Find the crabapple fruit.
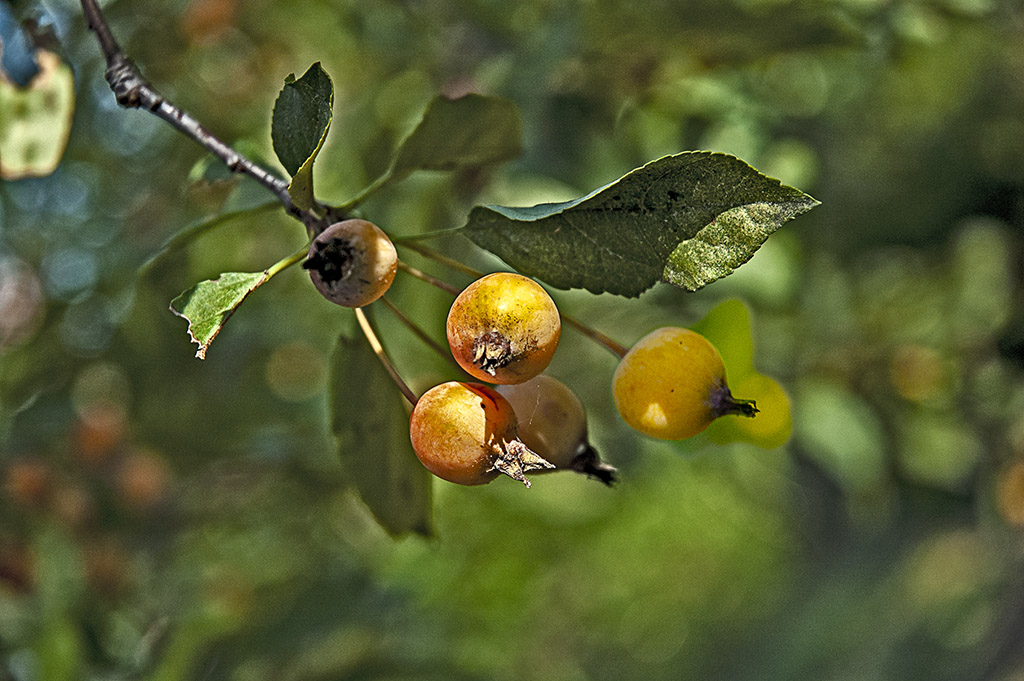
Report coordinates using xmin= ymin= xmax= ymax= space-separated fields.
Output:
xmin=446 ymin=273 xmax=560 ymax=384
xmin=303 ymin=219 xmax=397 ymax=307
xmin=612 ymin=327 xmax=758 ymax=440
xmin=498 ymin=375 xmax=617 ymax=485
xmin=409 ymin=381 xmax=553 ymax=487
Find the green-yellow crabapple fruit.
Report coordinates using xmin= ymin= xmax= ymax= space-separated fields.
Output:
xmin=446 ymin=273 xmax=560 ymax=385
xmin=302 ymin=219 xmax=397 ymax=307
xmin=409 ymin=381 xmax=554 ymax=487
xmin=612 ymin=327 xmax=758 ymax=440
xmin=498 ymin=375 xmax=617 ymax=486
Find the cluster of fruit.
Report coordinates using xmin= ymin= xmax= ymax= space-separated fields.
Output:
xmin=304 ymin=219 xmax=758 ymax=488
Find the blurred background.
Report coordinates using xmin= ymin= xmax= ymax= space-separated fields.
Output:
xmin=2 ymin=0 xmax=1024 ymax=679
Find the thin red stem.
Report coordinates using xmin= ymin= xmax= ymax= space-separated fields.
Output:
xmin=560 ymin=314 xmax=628 ymax=358
xmin=399 ymin=241 xmax=481 ymax=278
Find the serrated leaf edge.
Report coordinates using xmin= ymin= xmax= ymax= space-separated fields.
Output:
xmin=169 ymin=271 xmax=270 ymax=360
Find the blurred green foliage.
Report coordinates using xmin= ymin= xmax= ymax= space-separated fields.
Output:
xmin=2 ymin=0 xmax=1024 ymax=680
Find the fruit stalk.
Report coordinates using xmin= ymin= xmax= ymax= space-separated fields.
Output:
xmin=354 ymin=307 xmax=417 ymax=406
xmin=379 ymin=296 xmax=462 ymax=370
xmin=396 ymin=260 xmax=461 ymax=296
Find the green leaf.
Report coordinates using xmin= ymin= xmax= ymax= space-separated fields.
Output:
xmin=0 ymin=50 xmax=75 ymax=180
xmin=330 ymin=326 xmax=432 ymax=537
xmin=462 ymin=152 xmax=819 ymax=297
xmin=169 ymin=249 xmax=307 ymax=359
xmin=691 ymin=298 xmax=756 ymax=382
xmin=391 ymin=93 xmax=522 ymax=178
xmin=170 ymin=272 xmax=269 ymax=360
xmin=271 ymin=63 xmax=334 ymax=211
xmin=345 ymin=93 xmax=522 ymax=208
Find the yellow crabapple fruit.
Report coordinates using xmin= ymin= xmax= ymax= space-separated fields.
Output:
xmin=612 ymin=327 xmax=758 ymax=440
xmin=446 ymin=273 xmax=560 ymax=385
xmin=409 ymin=381 xmax=554 ymax=487
xmin=302 ymin=219 xmax=397 ymax=307
xmin=498 ymin=375 xmax=617 ymax=485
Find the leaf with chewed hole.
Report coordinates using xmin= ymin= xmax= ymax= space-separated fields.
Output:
xmin=170 ymin=272 xmax=268 ymax=360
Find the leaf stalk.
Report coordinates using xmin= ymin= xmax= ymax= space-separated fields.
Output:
xmin=266 ymin=245 xmax=311 ymax=279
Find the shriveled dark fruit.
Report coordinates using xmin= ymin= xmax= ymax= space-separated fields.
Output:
xmin=303 ymin=219 xmax=397 ymax=307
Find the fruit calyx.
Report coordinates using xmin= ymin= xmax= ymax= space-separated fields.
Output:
xmin=708 ymin=380 xmax=759 ymax=419
xmin=489 ymin=438 xmax=554 ymax=488
xmin=302 ymin=235 xmax=355 ymax=287
xmin=472 ymin=330 xmax=515 ymax=375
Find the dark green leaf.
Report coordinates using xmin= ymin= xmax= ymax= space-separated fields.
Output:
xmin=391 ymin=93 xmax=522 ymax=178
xmin=169 ymin=272 xmax=268 ymax=359
xmin=462 ymin=152 xmax=819 ymax=297
xmin=271 ymin=62 xmax=334 ymax=210
xmin=330 ymin=326 xmax=432 ymax=537
xmin=271 ymin=63 xmax=333 ymax=174
xmin=344 ymin=94 xmax=522 ymax=208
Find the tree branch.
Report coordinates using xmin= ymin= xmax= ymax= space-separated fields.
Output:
xmin=79 ymin=0 xmax=326 ymax=234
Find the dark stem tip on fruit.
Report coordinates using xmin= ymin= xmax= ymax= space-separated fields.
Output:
xmin=709 ymin=383 xmax=759 ymax=419
xmin=729 ymin=398 xmax=759 ymax=418
xmin=571 ymin=443 xmax=618 ymax=487
xmin=472 ymin=331 xmax=513 ymax=374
